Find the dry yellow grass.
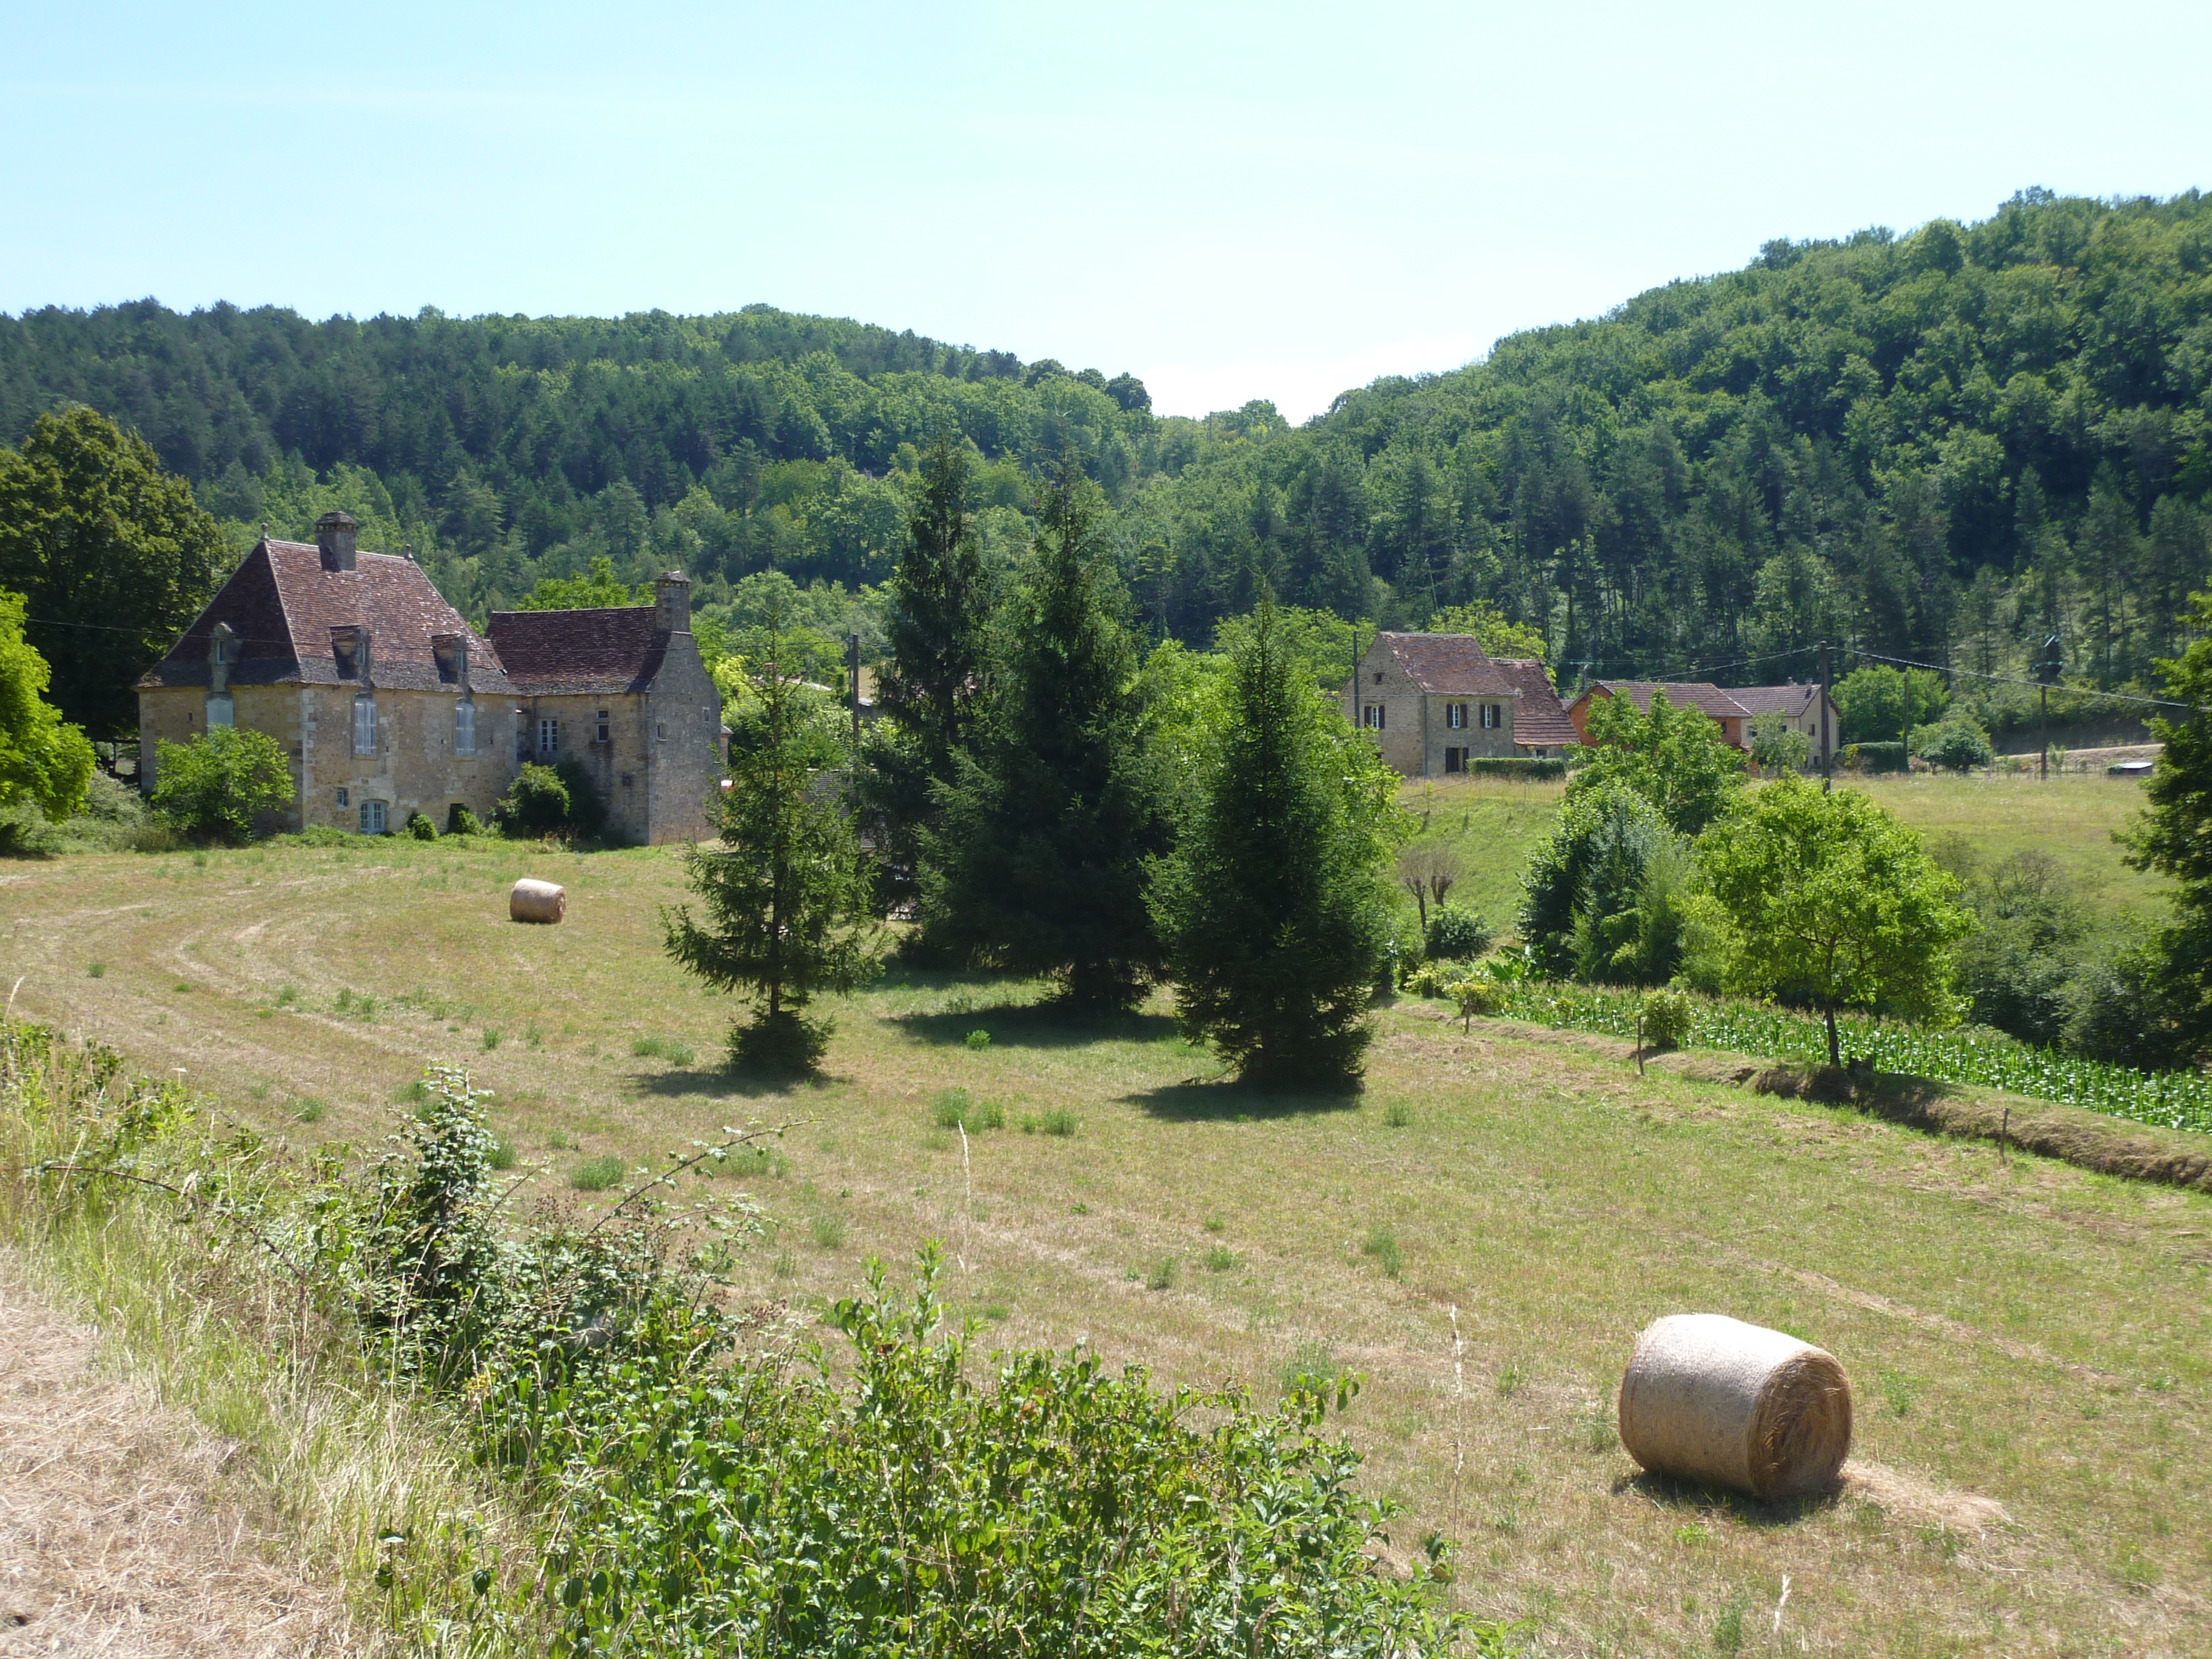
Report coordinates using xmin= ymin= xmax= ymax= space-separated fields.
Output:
xmin=4 ymin=836 xmax=2210 ymax=1657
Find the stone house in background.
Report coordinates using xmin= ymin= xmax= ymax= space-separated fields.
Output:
xmin=1566 ymin=680 xmax=1837 ymax=765
xmin=1340 ymin=632 xmax=1580 ymax=777
xmin=136 ymin=512 xmax=722 ymax=843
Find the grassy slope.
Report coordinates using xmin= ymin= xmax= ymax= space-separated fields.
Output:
xmin=4 ymin=837 xmax=2207 ymax=1656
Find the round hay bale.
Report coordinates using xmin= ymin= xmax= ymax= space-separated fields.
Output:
xmin=509 ymin=878 xmax=568 ymax=924
xmin=1617 ymin=1313 xmax=1851 ymax=1499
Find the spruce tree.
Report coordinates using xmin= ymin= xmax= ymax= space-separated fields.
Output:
xmin=923 ymin=450 xmax=1165 ymax=1008
xmin=860 ymin=433 xmax=994 ymax=916
xmin=663 ymin=614 xmax=881 ymax=1073
xmin=1148 ymin=595 xmax=1404 ymax=1084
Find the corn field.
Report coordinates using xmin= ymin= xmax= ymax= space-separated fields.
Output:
xmin=1490 ymin=983 xmax=2212 ymax=1136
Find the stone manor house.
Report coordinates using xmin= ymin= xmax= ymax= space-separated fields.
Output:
xmin=136 ymin=512 xmax=721 ymax=842
xmin=1340 ymin=632 xmax=1581 ymax=776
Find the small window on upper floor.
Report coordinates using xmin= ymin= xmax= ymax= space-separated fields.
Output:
xmin=352 ymin=694 xmax=377 ymax=756
xmin=656 ymin=721 xmax=667 ymax=740
xmin=1445 ymin=702 xmax=1466 ymax=730
xmin=1362 ymin=704 xmax=1385 ymax=731
xmin=1372 ymin=671 xmax=1383 ymax=685
xmin=1481 ymin=703 xmax=1502 ymax=730
xmin=206 ymin=694 xmax=234 ymax=729
xmin=538 ymin=717 xmax=559 ymax=759
xmin=454 ymin=699 xmax=475 ymax=755
xmin=595 ymin=709 xmax=610 ymax=744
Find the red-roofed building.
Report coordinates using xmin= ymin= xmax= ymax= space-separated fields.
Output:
xmin=1339 ymin=632 xmax=1580 ymax=776
xmin=136 ymin=512 xmax=720 ymax=842
xmin=1565 ymin=680 xmax=1837 ymax=764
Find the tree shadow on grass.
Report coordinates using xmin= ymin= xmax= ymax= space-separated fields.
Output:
xmin=631 ymin=1064 xmax=816 ymax=1101
xmin=894 ymin=1000 xmax=1180 ymax=1050
xmin=1612 ymin=1469 xmax=1845 ymax=1530
xmin=1130 ymin=1076 xmax=1366 ymax=1122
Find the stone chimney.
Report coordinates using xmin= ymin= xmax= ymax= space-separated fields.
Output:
xmin=653 ymin=571 xmax=691 ymax=633
xmin=316 ymin=510 xmax=358 ymax=572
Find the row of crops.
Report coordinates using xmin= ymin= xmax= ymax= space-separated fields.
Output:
xmin=1484 ymin=981 xmax=2212 ymax=1136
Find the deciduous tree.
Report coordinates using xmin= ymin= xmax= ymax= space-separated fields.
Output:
xmin=149 ymin=726 xmax=293 ymax=843
xmin=1697 ymin=776 xmax=1971 ymax=1067
xmin=1575 ymin=688 xmax=1745 ymax=836
xmin=0 ymin=409 xmax=221 ymax=737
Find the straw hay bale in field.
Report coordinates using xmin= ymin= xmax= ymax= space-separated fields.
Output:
xmin=1617 ymin=1313 xmax=1852 ymax=1499
xmin=509 ymin=879 xmax=568 ymax=923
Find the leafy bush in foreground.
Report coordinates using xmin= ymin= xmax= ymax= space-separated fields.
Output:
xmin=12 ymin=1040 xmax=1481 ymax=1657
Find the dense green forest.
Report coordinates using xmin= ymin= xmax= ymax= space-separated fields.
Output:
xmin=3 ymin=187 xmax=2207 ymax=714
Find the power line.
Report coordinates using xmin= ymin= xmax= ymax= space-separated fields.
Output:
xmin=1843 ymin=647 xmax=2201 ymax=712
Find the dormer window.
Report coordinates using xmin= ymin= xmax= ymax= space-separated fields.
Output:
xmin=331 ymin=625 xmax=370 ymax=682
xmin=432 ymin=632 xmax=469 ymax=686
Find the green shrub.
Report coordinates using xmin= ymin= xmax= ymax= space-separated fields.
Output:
xmin=1465 ymin=756 xmax=1566 ymax=779
xmin=964 ymin=1028 xmax=992 ymax=1050
xmin=404 ymin=809 xmax=437 ymax=840
xmin=1640 ymin=985 xmax=1694 ymax=1050
xmin=1038 ymin=1108 xmax=1081 ymax=1137
xmin=1846 ymin=741 xmax=1909 ymax=773
xmin=445 ymin=803 xmax=483 ymax=836
xmin=1424 ymin=905 xmax=1493 ymax=962
xmin=497 ymin=763 xmax=571 ymax=837
xmin=1446 ymin=975 xmax=1506 ymax=1028
xmin=552 ymin=756 xmax=609 ymax=840
xmin=1913 ymin=719 xmax=1993 ymax=773
xmin=149 ymin=727 xmax=295 ymax=843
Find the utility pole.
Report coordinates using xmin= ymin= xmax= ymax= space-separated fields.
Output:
xmin=846 ymin=632 xmax=862 ymax=748
xmin=2035 ymin=632 xmax=2063 ymax=780
xmin=1351 ymin=625 xmax=1363 ymax=730
xmin=1818 ymin=641 xmax=1833 ymax=794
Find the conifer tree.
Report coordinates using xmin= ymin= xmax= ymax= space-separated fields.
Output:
xmin=923 ymin=450 xmax=1165 ymax=1008
xmin=664 ymin=612 xmax=881 ymax=1073
xmin=860 ymin=433 xmax=994 ymax=915
xmin=2124 ymin=589 xmax=2212 ymax=1063
xmin=1149 ymin=594 xmax=1404 ymax=1084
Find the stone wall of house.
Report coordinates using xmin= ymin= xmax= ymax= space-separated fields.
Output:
xmin=1339 ymin=643 xmax=1521 ymax=778
xmin=517 ymin=693 xmax=655 ymax=843
xmin=139 ymin=685 xmax=518 ymax=835
xmin=643 ymin=633 xmax=722 ymax=844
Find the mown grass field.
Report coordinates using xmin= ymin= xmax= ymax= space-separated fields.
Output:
xmin=2 ymin=830 xmax=2207 ymax=1657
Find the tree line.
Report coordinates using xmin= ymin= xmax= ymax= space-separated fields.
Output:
xmin=8 ymin=189 xmax=2205 ymax=729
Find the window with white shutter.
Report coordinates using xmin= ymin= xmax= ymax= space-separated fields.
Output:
xmin=352 ymin=695 xmax=377 ymax=755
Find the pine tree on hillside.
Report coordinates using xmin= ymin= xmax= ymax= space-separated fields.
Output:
xmin=1149 ymin=594 xmax=1404 ymax=1085
xmin=923 ymin=450 xmax=1166 ymax=1008
xmin=2123 ymin=589 xmax=2212 ymax=1065
xmin=663 ymin=611 xmax=882 ymax=1073
xmin=859 ymin=433 xmax=994 ymax=917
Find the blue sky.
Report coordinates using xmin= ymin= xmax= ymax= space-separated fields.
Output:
xmin=3 ymin=1 xmax=2206 ymax=420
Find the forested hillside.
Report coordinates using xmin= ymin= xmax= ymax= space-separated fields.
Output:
xmin=4 ymin=188 xmax=2208 ymax=705
xmin=1139 ymin=189 xmax=2212 ymax=700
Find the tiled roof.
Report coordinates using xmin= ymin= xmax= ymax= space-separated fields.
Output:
xmin=1376 ymin=633 xmax=1517 ymax=697
xmin=1588 ymin=681 xmax=1751 ymax=721
xmin=137 ymin=538 xmax=511 ymax=694
xmin=487 ymin=606 xmax=671 ymax=695
xmin=1726 ymin=683 xmax=1825 ymax=717
xmin=1494 ymin=660 xmax=1581 ymax=746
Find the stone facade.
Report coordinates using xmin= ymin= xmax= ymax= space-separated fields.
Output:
xmin=136 ymin=513 xmax=723 ymax=843
xmin=1338 ymin=633 xmax=1578 ymax=778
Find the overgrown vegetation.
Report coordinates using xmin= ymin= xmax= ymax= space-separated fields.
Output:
xmin=4 ymin=1025 xmax=1484 ymax=1657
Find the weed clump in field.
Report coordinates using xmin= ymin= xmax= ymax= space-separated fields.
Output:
xmin=85 ymin=961 xmax=104 ymax=979
xmin=1361 ymin=1225 xmax=1403 ymax=1278
xmin=568 ymin=1154 xmax=626 ymax=1191
xmin=1019 ymin=1108 xmax=1081 ymax=1137
xmin=630 ymin=1035 xmax=696 ymax=1065
xmin=931 ymin=1088 xmax=1003 ymax=1131
xmin=964 ymin=1027 xmax=993 ymax=1050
